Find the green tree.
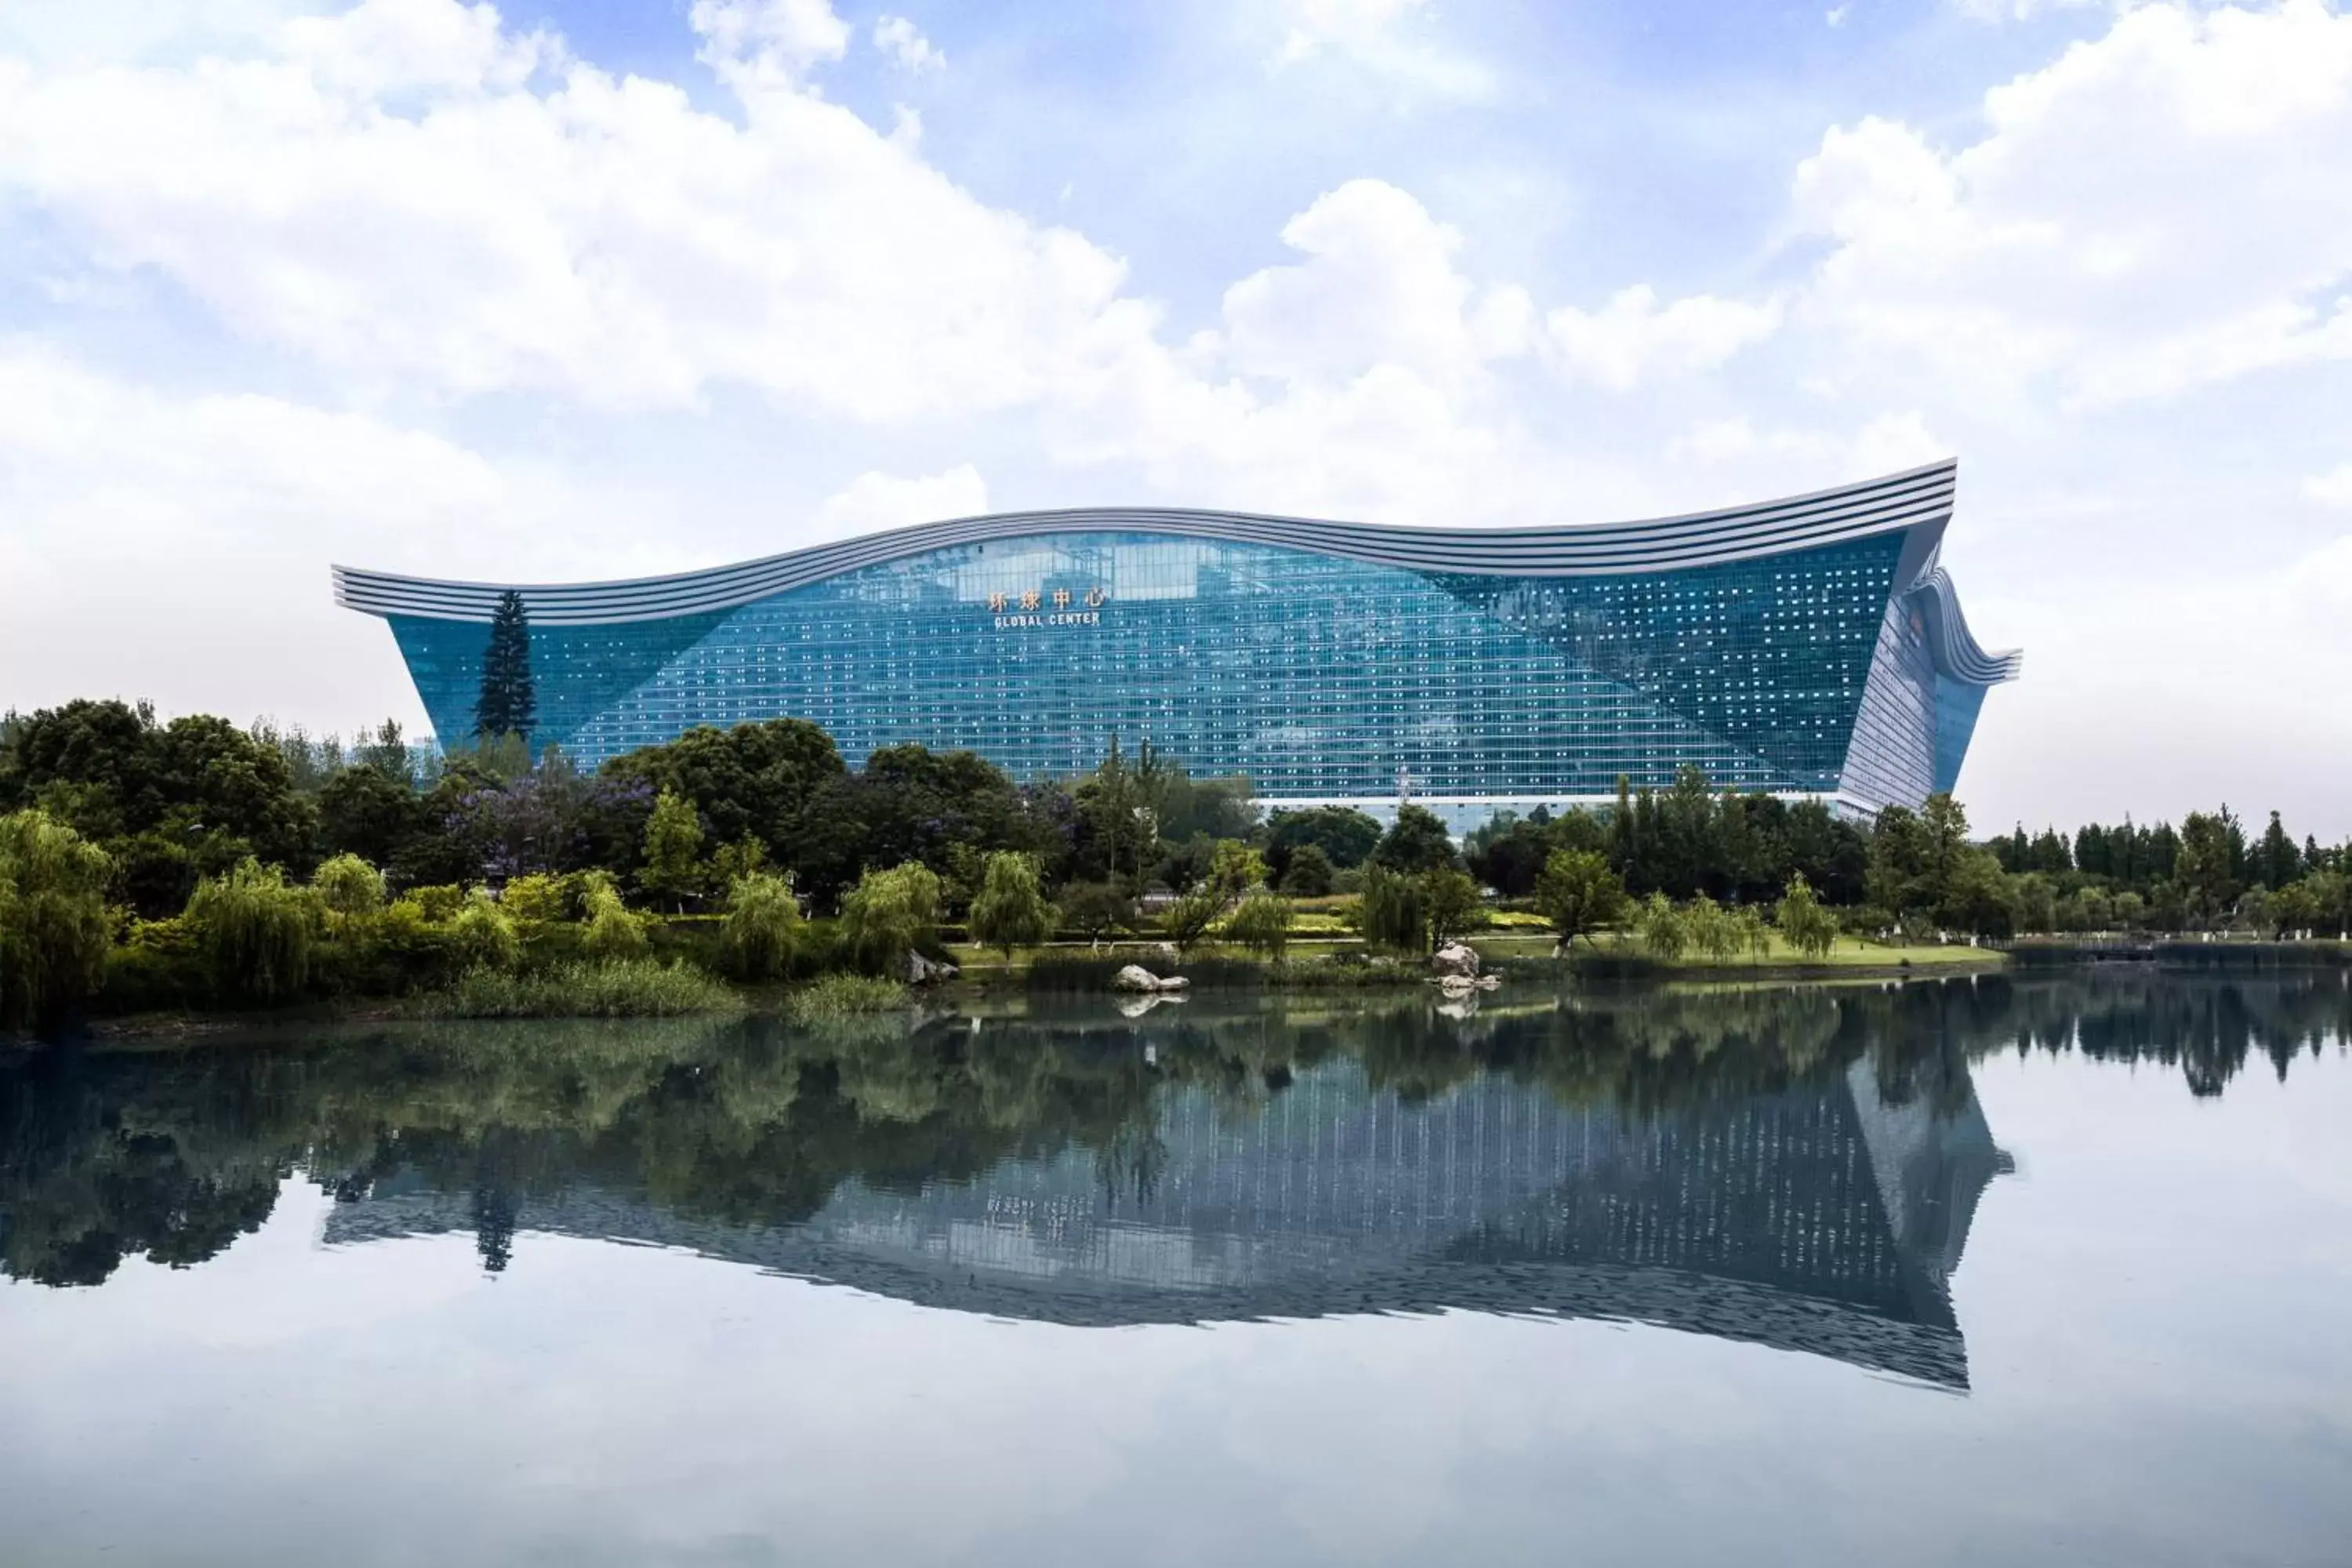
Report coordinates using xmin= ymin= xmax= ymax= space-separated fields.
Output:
xmin=1683 ymin=894 xmax=1740 ymax=962
xmin=1533 ymin=848 xmax=1628 ymax=955
xmin=1 ymin=700 xmax=317 ymax=912
xmin=1421 ymin=866 xmax=1483 ymax=949
xmin=839 ymin=862 xmax=942 ymax=975
xmin=1372 ymin=804 xmax=1459 ymax=873
xmin=474 ymin=589 xmax=538 ymax=743
xmin=1264 ymin=806 xmax=1382 ymax=877
xmin=1867 ymin=804 xmax=1933 ymax=922
xmin=1354 ymin=863 xmax=1426 ymax=954
xmin=1208 ymin=839 xmax=1269 ymax=900
xmin=2254 ymin=811 xmax=2299 ymax=890
xmin=1073 ymin=739 xmax=1155 ymax=887
xmin=1158 ymin=886 xmax=1227 ymax=957
xmin=710 ymin=835 xmax=768 ymax=887
xmin=450 ymin=891 xmax=521 ymax=971
xmin=2176 ymin=809 xmax=2243 ymax=924
xmin=639 ymin=789 xmax=706 ymax=913
xmin=2266 ymin=879 xmax=2321 ymax=938
xmin=602 ymin=718 xmax=848 ymax=874
xmin=1775 ymin=874 xmax=1839 ymax=959
xmin=311 ymin=852 xmax=386 ymax=919
xmin=1636 ymin=892 xmax=1688 ymax=960
xmin=316 ymin=764 xmax=427 ymax=869
xmin=1223 ymin=890 xmax=1294 ymax=959
xmin=968 ymin=851 xmax=1054 ymax=959
xmin=1278 ymin=844 xmax=1334 ymax=897
xmin=1057 ymin=881 xmax=1132 ymax=950
xmin=499 ymin=872 xmax=568 ymax=926
xmin=0 ymin=809 xmax=113 ymax=1031
xmin=184 ymin=858 xmax=320 ymax=1004
xmin=724 ymin=869 xmax=804 ymax=980
xmin=582 ymin=878 xmax=651 ymax=960
xmin=1921 ymin=792 xmax=1969 ymax=874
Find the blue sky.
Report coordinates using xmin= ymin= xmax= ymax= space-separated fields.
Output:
xmin=2 ymin=0 xmax=2348 ymax=835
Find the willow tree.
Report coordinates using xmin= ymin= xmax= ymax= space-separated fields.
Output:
xmin=968 ymin=851 xmax=1053 ymax=960
xmin=0 ymin=809 xmax=113 ymax=1030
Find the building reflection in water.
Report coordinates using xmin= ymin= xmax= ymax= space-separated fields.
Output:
xmin=326 ymin=1023 xmax=2009 ymax=1388
xmin=16 ymin=971 xmax=2343 ymax=1388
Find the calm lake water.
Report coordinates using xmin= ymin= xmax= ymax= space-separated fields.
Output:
xmin=3 ymin=971 xmax=2349 ymax=1567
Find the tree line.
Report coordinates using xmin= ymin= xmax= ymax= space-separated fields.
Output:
xmin=5 ymin=693 xmax=2350 ymax=1028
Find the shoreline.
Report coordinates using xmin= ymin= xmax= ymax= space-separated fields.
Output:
xmin=43 ymin=939 xmax=2352 ymax=1041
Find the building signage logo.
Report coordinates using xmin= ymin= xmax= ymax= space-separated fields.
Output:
xmin=989 ymin=585 xmax=1109 ymax=630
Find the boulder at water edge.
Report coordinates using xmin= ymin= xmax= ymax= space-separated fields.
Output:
xmin=1432 ymin=942 xmax=1481 ymax=978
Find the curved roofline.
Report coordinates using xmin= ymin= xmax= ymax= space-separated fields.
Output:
xmin=1911 ymin=566 xmax=2024 ymax=684
xmin=335 ymin=460 xmax=1961 ymax=626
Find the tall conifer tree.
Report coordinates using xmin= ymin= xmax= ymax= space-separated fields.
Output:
xmin=474 ymin=590 xmax=537 ymax=742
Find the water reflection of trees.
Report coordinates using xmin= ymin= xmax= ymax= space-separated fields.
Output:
xmin=2 ymin=970 xmax=2343 ymax=1287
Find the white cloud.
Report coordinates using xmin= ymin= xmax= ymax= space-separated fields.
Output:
xmin=1792 ymin=1 xmax=2352 ymax=410
xmin=1545 ymin=285 xmax=1783 ymax=391
xmin=1947 ymin=0 xmax=2099 ymax=20
xmin=1272 ymin=0 xmax=1492 ymax=98
xmin=3 ymin=0 xmax=2349 ymax=830
xmin=871 ymin=15 xmax=942 ymax=72
xmin=0 ymin=2 xmax=1659 ymax=532
xmin=814 ymin=465 xmax=987 ymax=535
xmin=282 ymin=0 xmax=550 ymax=95
xmin=690 ymin=0 xmax=849 ymax=84
xmin=2305 ymin=463 xmax=2352 ymax=508
xmin=1667 ymin=412 xmax=1946 ymax=478
xmin=1216 ymin=180 xmax=1530 ymax=391
xmin=0 ymin=0 xmax=303 ymax=67
xmin=0 ymin=0 xmax=1139 ymax=421
xmin=0 ymin=346 xmax=643 ymax=730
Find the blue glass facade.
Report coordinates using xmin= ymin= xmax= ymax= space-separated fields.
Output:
xmin=343 ymin=465 xmax=2020 ymax=815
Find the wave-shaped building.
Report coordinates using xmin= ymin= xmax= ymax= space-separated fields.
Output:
xmin=336 ymin=460 xmax=2018 ymax=818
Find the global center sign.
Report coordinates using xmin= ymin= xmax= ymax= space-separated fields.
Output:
xmin=989 ymin=584 xmax=1109 ymax=631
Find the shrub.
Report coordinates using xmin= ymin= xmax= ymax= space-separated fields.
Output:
xmin=312 ymin=853 xmax=386 ymax=919
xmin=724 ymin=869 xmax=804 ymax=981
xmin=184 ymin=858 xmax=321 ymax=1004
xmin=1223 ymin=891 xmax=1294 ymax=959
xmin=784 ymin=971 xmax=909 ymax=1021
xmin=398 ymin=884 xmax=466 ymax=924
xmin=450 ymin=891 xmax=521 ymax=971
xmin=499 ymin=872 xmax=568 ymax=926
xmin=968 ymin=851 xmax=1053 ymax=958
xmin=0 ymin=808 xmax=113 ymax=1030
xmin=840 ymin=862 xmax=942 ymax=975
xmin=421 ymin=958 xmax=742 ymax=1018
xmin=582 ymin=881 xmax=651 ymax=960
